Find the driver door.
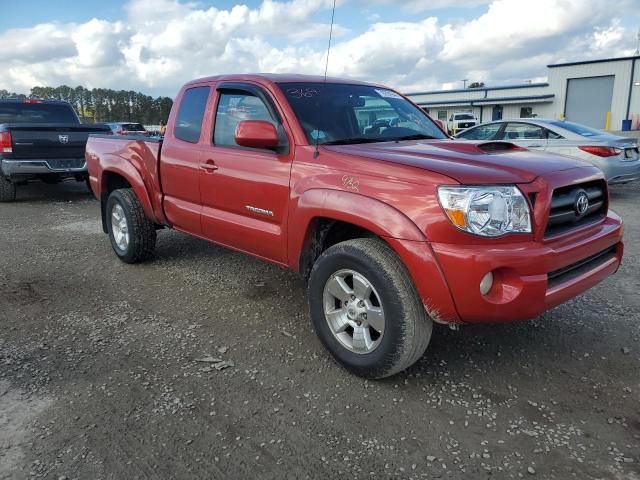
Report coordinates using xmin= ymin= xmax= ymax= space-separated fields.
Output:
xmin=198 ymin=84 xmax=293 ymax=265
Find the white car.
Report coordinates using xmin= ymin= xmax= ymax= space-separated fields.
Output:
xmin=447 ymin=112 xmax=478 ymax=135
xmin=455 ymin=118 xmax=640 ymax=184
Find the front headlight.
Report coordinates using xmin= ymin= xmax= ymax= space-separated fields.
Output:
xmin=437 ymin=185 xmax=531 ymax=237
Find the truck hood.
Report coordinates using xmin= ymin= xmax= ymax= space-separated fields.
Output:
xmin=324 ymin=140 xmax=590 ymax=184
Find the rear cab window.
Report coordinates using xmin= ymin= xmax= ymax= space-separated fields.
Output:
xmin=174 ymin=86 xmax=211 ymax=143
xmin=0 ymin=102 xmax=79 ymax=124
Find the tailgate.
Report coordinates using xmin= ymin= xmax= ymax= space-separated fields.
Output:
xmin=6 ymin=124 xmax=110 ymax=160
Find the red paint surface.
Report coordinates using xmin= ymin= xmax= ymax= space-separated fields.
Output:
xmin=86 ymin=74 xmax=624 ymax=324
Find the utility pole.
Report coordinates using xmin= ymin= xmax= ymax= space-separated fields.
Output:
xmin=635 ymin=28 xmax=640 ymax=55
xmin=461 ymin=79 xmax=468 ymax=89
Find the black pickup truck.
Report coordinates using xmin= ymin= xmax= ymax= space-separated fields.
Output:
xmin=0 ymin=99 xmax=111 ymax=201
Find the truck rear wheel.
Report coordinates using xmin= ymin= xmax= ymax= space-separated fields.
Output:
xmin=106 ymin=188 xmax=156 ymax=263
xmin=308 ymin=238 xmax=432 ymax=379
xmin=0 ymin=175 xmax=16 ymax=202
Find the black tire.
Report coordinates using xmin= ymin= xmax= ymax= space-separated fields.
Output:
xmin=0 ymin=175 xmax=16 ymax=202
xmin=106 ymin=188 xmax=156 ymax=263
xmin=308 ymin=238 xmax=432 ymax=379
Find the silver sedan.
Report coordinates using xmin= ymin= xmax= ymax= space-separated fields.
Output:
xmin=455 ymin=119 xmax=640 ymax=184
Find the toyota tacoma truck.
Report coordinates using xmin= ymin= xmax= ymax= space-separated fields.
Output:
xmin=85 ymin=74 xmax=624 ymax=379
xmin=0 ymin=98 xmax=111 ymax=201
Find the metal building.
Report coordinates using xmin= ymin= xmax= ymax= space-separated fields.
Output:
xmin=406 ymin=55 xmax=640 ymax=131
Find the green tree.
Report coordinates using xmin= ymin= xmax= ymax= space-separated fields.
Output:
xmin=22 ymin=84 xmax=173 ymax=124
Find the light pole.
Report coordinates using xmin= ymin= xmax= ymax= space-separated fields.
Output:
xmin=461 ymin=79 xmax=468 ymax=89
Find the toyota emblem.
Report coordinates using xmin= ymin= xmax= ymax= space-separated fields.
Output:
xmin=58 ymin=135 xmax=69 ymax=144
xmin=574 ymin=191 xmax=589 ymax=216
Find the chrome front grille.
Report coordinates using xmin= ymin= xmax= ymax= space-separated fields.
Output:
xmin=544 ymin=180 xmax=607 ymax=238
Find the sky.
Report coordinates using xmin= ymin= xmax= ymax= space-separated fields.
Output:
xmin=1 ymin=0 xmax=639 ymax=97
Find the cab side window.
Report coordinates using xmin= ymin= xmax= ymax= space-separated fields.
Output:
xmin=174 ymin=86 xmax=210 ymax=143
xmin=214 ymin=92 xmax=276 ymax=147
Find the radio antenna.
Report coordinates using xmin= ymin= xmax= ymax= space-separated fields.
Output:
xmin=314 ymin=0 xmax=337 ymax=159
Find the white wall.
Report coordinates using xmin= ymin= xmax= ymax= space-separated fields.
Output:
xmin=409 ymin=57 xmax=640 ymax=130
xmin=547 ymin=59 xmax=635 ymax=130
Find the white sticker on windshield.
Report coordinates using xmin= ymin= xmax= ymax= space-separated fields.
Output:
xmin=375 ymin=89 xmax=403 ymax=99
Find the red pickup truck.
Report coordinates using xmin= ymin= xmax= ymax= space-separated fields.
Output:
xmin=86 ymin=74 xmax=624 ymax=378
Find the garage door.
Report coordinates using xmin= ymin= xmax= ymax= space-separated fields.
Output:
xmin=565 ymin=76 xmax=614 ymax=129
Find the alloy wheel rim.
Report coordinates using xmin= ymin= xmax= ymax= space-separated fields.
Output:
xmin=111 ymin=203 xmax=130 ymax=251
xmin=322 ymin=269 xmax=385 ymax=354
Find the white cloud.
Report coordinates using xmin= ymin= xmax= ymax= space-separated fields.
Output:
xmin=0 ymin=0 xmax=638 ymax=97
xmin=366 ymin=0 xmax=491 ymax=12
xmin=0 ymin=23 xmax=76 ymax=63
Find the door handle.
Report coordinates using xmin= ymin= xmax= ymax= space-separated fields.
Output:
xmin=527 ymin=144 xmax=543 ymax=148
xmin=201 ymin=160 xmax=218 ymax=172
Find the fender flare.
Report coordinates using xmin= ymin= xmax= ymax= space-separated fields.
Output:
xmin=99 ymin=159 xmax=157 ymax=231
xmin=288 ymin=188 xmax=427 ymax=271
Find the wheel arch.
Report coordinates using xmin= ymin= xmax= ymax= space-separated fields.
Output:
xmin=290 ymin=189 xmax=427 ymax=279
xmin=100 ymin=166 xmax=155 ymax=233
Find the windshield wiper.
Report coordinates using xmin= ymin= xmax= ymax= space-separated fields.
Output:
xmin=389 ymin=134 xmax=437 ymax=141
xmin=322 ymin=137 xmax=389 ymax=145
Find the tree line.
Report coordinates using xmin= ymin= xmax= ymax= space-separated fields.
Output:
xmin=0 ymin=86 xmax=173 ymax=125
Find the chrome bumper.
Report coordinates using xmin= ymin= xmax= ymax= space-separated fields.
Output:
xmin=1 ymin=158 xmax=87 ymax=177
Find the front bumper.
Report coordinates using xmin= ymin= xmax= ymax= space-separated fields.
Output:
xmin=1 ymin=158 xmax=87 ymax=178
xmin=429 ymin=212 xmax=624 ymax=323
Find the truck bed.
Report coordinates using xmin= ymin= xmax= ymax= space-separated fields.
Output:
xmin=85 ymin=134 xmax=166 ymax=225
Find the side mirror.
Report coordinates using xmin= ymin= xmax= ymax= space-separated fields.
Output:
xmin=235 ymin=120 xmax=279 ymax=150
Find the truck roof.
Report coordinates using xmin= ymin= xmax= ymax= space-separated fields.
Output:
xmin=185 ymin=73 xmax=386 ymax=89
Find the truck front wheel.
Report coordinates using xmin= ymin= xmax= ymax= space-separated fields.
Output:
xmin=0 ymin=175 xmax=16 ymax=202
xmin=106 ymin=188 xmax=156 ymax=263
xmin=308 ymin=238 xmax=432 ymax=379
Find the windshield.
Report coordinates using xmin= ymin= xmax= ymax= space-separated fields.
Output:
xmin=278 ymin=82 xmax=446 ymax=145
xmin=548 ymin=120 xmax=604 ymax=137
xmin=0 ymin=102 xmax=79 ymax=124
xmin=455 ymin=113 xmax=475 ymax=120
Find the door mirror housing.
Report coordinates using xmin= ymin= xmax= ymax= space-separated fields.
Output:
xmin=235 ymin=120 xmax=279 ymax=150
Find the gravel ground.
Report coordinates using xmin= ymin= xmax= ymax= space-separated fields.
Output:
xmin=0 ymin=180 xmax=639 ymax=480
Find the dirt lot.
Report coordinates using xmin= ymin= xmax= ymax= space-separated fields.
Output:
xmin=0 ymin=181 xmax=639 ymax=480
